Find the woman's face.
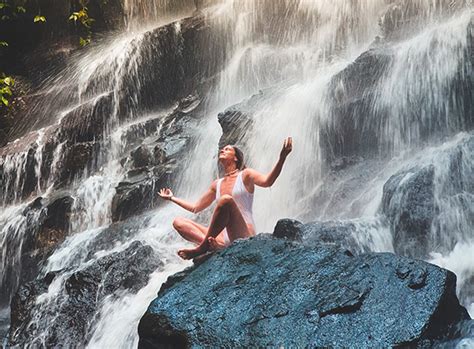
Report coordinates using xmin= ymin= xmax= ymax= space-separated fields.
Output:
xmin=219 ymin=145 xmax=237 ymax=164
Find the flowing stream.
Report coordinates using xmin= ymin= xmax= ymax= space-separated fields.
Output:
xmin=0 ymin=0 xmax=473 ymax=347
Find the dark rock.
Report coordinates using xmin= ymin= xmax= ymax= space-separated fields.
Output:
xmin=217 ymin=90 xmax=274 ymax=150
xmin=272 ymin=218 xmax=304 ymax=240
xmin=380 ymin=134 xmax=474 ymax=260
xmin=131 ymin=146 xmax=153 ymax=168
xmin=0 ymin=193 xmax=73 ymax=307
xmin=382 ymin=165 xmax=435 ymax=259
xmin=58 ymin=93 xmax=112 ymax=143
xmin=299 ymin=220 xmax=362 ymax=252
xmin=217 ymin=102 xmax=253 ymax=150
xmin=323 ymin=20 xmax=473 ymax=164
xmin=9 ymin=241 xmax=163 ymax=348
xmin=138 ymin=235 xmax=469 ymax=348
xmin=57 ymin=141 xmax=101 ymax=184
xmin=111 ymin=95 xmax=202 ymax=221
xmin=111 ymin=167 xmax=170 ymax=222
xmin=322 ymin=48 xmax=392 ymax=163
xmin=1 ymin=13 xmax=219 ymax=199
xmin=83 ymin=217 xmax=149 ymax=260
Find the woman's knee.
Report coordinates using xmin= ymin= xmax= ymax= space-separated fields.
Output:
xmin=217 ymin=194 xmax=235 ymax=208
xmin=172 ymin=217 xmax=187 ymax=231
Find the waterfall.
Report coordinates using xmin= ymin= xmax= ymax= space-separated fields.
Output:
xmin=1 ymin=0 xmax=472 ymax=347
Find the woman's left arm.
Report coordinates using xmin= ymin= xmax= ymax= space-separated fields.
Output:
xmin=246 ymin=137 xmax=293 ymax=188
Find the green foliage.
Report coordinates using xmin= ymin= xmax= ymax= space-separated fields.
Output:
xmin=33 ymin=14 xmax=46 ymax=23
xmin=0 ymin=0 xmax=27 ymax=107
xmin=69 ymin=3 xmax=94 ymax=47
xmin=0 ymin=0 xmax=101 ymax=107
xmin=0 ymin=74 xmax=14 ymax=106
xmin=79 ymin=36 xmax=91 ymax=46
xmin=0 ymin=0 xmax=28 ymax=20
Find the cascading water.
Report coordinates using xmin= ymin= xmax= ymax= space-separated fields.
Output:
xmin=1 ymin=0 xmax=472 ymax=347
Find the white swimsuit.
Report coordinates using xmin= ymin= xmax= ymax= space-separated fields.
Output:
xmin=215 ymin=171 xmax=255 ymax=244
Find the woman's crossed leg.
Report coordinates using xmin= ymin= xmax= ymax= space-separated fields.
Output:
xmin=175 ymin=195 xmax=253 ymax=259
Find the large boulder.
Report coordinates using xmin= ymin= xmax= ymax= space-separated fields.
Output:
xmin=138 ymin=235 xmax=469 ymax=348
xmin=9 ymin=241 xmax=162 ymax=348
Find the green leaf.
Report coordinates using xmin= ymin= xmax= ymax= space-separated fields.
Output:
xmin=1 ymin=96 xmax=9 ymax=106
xmin=0 ymin=41 xmax=8 ymax=47
xmin=0 ymin=3 xmax=8 ymax=9
xmin=79 ymin=36 xmax=90 ymax=46
xmin=0 ymin=85 xmax=12 ymax=94
xmin=16 ymin=6 xmax=26 ymax=13
xmin=34 ymin=15 xmax=46 ymax=23
xmin=1 ymin=15 xmax=9 ymax=20
xmin=3 ymin=76 xmax=13 ymax=86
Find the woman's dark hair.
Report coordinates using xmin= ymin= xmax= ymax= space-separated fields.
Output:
xmin=232 ymin=145 xmax=246 ymax=170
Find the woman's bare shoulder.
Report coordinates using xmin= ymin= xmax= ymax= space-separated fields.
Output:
xmin=242 ymin=168 xmax=256 ymax=177
xmin=242 ymin=168 xmax=256 ymax=181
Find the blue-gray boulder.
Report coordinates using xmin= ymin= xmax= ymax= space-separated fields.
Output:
xmin=138 ymin=234 xmax=469 ymax=348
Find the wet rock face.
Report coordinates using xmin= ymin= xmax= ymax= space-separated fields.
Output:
xmin=321 ymin=48 xmax=392 ymax=163
xmin=217 ymin=97 xmax=256 ymax=149
xmin=380 ymin=0 xmax=472 ymax=41
xmin=9 ymin=241 xmax=162 ymax=348
xmin=111 ymin=95 xmax=201 ymax=222
xmin=1 ymin=14 xmax=218 ymax=202
xmin=323 ymin=16 xmax=473 ymax=164
xmin=138 ymin=235 xmax=469 ymax=348
xmin=217 ymin=89 xmax=278 ymax=149
xmin=382 ymin=165 xmax=435 ymax=259
xmin=381 ymin=134 xmax=474 ymax=261
xmin=0 ymin=194 xmax=74 ymax=307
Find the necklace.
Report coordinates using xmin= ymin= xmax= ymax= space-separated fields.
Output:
xmin=224 ymin=169 xmax=239 ymax=177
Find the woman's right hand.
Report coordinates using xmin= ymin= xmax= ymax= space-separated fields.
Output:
xmin=158 ymin=188 xmax=174 ymax=200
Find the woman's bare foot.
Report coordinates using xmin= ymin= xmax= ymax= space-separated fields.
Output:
xmin=208 ymin=237 xmax=226 ymax=251
xmin=177 ymin=244 xmax=208 ymax=260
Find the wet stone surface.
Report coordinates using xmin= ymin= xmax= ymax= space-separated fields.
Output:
xmin=138 ymin=235 xmax=469 ymax=348
xmin=9 ymin=241 xmax=163 ymax=348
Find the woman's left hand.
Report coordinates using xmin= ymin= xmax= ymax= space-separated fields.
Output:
xmin=280 ymin=137 xmax=293 ymax=159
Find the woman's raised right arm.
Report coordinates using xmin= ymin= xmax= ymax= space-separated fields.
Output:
xmin=158 ymin=180 xmax=217 ymax=214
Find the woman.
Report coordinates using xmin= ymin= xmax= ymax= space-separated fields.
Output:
xmin=158 ymin=137 xmax=293 ymax=259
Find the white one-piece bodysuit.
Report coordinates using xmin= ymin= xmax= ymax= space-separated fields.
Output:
xmin=215 ymin=171 xmax=256 ymax=244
